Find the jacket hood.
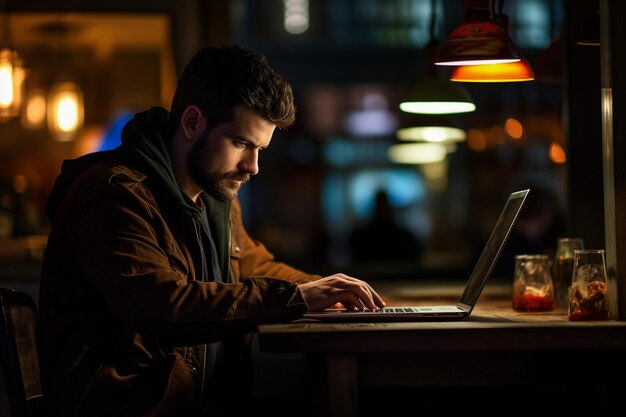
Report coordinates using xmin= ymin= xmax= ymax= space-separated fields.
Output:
xmin=45 ymin=106 xmax=199 ymax=222
xmin=119 ymin=106 xmax=198 ymax=217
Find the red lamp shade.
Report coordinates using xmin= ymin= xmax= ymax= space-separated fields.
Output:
xmin=435 ymin=0 xmax=522 ymax=66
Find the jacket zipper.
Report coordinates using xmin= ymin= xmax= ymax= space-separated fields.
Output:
xmin=192 ymin=217 xmax=208 ymax=400
xmin=69 ymin=344 xmax=90 ymax=371
xmin=227 ymin=214 xmax=232 ymax=283
xmin=66 ymin=343 xmax=104 ymax=415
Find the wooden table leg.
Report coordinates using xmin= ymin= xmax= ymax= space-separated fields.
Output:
xmin=326 ymin=354 xmax=358 ymax=417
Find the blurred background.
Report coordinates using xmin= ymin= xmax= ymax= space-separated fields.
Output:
xmin=0 ymin=0 xmax=606 ymax=296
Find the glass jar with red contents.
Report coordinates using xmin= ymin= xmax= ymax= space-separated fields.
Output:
xmin=568 ymin=249 xmax=609 ymax=321
xmin=512 ymin=254 xmax=556 ymax=312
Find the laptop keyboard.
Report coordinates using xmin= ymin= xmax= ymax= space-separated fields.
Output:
xmin=377 ymin=307 xmax=432 ymax=313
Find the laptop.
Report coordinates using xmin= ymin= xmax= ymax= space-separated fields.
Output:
xmin=303 ymin=189 xmax=529 ymax=322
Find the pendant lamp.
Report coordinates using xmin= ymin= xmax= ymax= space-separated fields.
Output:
xmin=435 ymin=0 xmax=522 ymax=66
xmin=0 ymin=2 xmax=25 ymax=123
xmin=450 ymin=55 xmax=534 ymax=82
xmin=397 ymin=125 xmax=466 ymax=143
xmin=47 ymin=80 xmax=84 ymax=142
xmin=576 ymin=7 xmax=600 ymax=46
xmin=388 ymin=143 xmax=448 ymax=165
xmin=400 ymin=0 xmax=476 ymax=115
xmin=43 ymin=18 xmax=85 ymax=141
xmin=399 ymin=75 xmax=476 ymax=114
xmin=396 ymin=114 xmax=466 ymax=143
xmin=0 ymin=47 xmax=24 ymax=121
xmin=21 ymin=88 xmax=47 ymax=129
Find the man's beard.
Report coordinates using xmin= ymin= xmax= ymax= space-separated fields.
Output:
xmin=188 ymin=132 xmax=250 ymax=202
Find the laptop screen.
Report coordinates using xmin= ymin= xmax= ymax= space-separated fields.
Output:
xmin=458 ymin=189 xmax=529 ymax=312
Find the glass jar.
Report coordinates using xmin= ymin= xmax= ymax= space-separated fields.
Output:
xmin=512 ymin=254 xmax=556 ymax=312
xmin=553 ymin=238 xmax=584 ymax=309
xmin=568 ymin=249 xmax=609 ymax=321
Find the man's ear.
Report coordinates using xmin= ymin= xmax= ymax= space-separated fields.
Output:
xmin=180 ymin=105 xmax=204 ymax=139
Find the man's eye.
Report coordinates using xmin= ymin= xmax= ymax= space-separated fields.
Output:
xmin=234 ymin=141 xmax=247 ymax=149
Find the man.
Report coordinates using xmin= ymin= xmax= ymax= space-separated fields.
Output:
xmin=38 ymin=45 xmax=385 ymax=417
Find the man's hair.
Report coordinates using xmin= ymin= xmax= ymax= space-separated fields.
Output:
xmin=170 ymin=44 xmax=296 ymax=130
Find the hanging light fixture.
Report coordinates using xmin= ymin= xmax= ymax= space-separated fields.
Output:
xmin=450 ymin=56 xmax=534 ymax=82
xmin=399 ymin=0 xmax=476 ymax=115
xmin=435 ymin=0 xmax=522 ymax=66
xmin=43 ymin=17 xmax=85 ymax=141
xmin=575 ymin=7 xmax=600 ymax=46
xmin=0 ymin=47 xmax=24 ymax=121
xmin=0 ymin=1 xmax=25 ymax=122
xmin=388 ymin=143 xmax=448 ymax=165
xmin=396 ymin=114 xmax=466 ymax=143
xmin=397 ymin=125 xmax=466 ymax=142
xmin=449 ymin=11 xmax=534 ymax=82
xmin=399 ymin=75 xmax=476 ymax=114
xmin=21 ymin=87 xmax=47 ymax=129
xmin=47 ymin=80 xmax=84 ymax=142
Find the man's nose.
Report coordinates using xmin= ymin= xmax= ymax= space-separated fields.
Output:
xmin=239 ymin=149 xmax=259 ymax=175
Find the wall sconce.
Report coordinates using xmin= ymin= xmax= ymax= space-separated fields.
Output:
xmin=435 ymin=0 xmax=522 ymax=66
xmin=47 ymin=81 xmax=84 ymax=142
xmin=0 ymin=46 xmax=25 ymax=122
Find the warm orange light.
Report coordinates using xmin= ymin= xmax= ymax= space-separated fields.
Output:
xmin=549 ymin=142 xmax=566 ymax=164
xmin=450 ymin=57 xmax=534 ymax=82
xmin=488 ymin=125 xmax=506 ymax=145
xmin=47 ymin=81 xmax=84 ymax=142
xmin=467 ymin=128 xmax=487 ymax=151
xmin=0 ymin=48 xmax=26 ymax=122
xmin=504 ymin=118 xmax=523 ymax=139
xmin=22 ymin=89 xmax=47 ymax=129
xmin=12 ymin=175 xmax=28 ymax=194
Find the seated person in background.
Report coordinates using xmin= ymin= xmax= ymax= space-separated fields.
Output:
xmin=38 ymin=45 xmax=385 ymax=417
xmin=490 ymin=184 xmax=565 ymax=280
xmin=349 ymin=189 xmax=422 ymax=263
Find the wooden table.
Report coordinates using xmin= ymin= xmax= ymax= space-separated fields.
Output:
xmin=256 ymin=281 xmax=626 ymax=416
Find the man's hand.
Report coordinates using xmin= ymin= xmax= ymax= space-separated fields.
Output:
xmin=297 ymin=273 xmax=386 ymax=311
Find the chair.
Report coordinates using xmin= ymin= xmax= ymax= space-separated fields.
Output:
xmin=0 ymin=286 xmax=44 ymax=417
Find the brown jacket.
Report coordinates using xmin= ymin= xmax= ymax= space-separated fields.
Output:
xmin=38 ymin=150 xmax=319 ymax=417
